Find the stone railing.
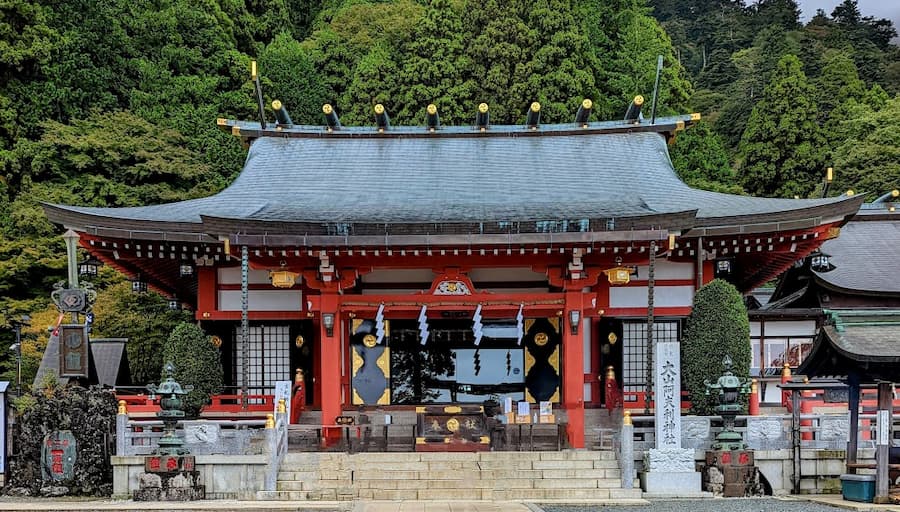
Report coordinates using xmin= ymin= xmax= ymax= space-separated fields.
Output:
xmin=113 ymin=408 xmax=287 ymax=499
xmin=619 ymin=412 xmax=895 ymax=494
xmin=115 ymin=415 xmax=270 ymax=456
xmin=263 ymin=410 xmax=288 ymax=492
xmin=627 ymin=412 xmax=897 ymax=453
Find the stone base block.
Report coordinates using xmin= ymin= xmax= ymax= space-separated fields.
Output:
xmin=640 ymin=471 xmax=701 ymax=496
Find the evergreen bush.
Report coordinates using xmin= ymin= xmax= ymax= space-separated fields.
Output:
xmin=162 ymin=323 xmax=223 ymax=417
xmin=5 ymin=376 xmax=117 ymax=496
xmin=681 ymin=279 xmax=751 ymax=415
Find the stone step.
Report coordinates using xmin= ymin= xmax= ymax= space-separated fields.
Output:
xmin=492 ymin=488 xmax=614 ymax=500
xmin=280 ymin=459 xmax=619 ymax=479
xmin=274 ymin=450 xmax=631 ymax=501
xmin=280 ymin=450 xmax=616 ymax=464
xmin=275 ymin=470 xmax=319 ymax=481
xmin=256 ymin=490 xmax=310 ymax=500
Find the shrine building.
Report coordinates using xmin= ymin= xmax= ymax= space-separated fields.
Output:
xmin=43 ymin=97 xmax=862 ymax=448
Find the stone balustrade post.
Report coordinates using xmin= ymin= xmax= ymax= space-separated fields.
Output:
xmin=621 ymin=411 xmax=634 ymax=489
xmin=116 ymin=400 xmax=128 ymax=456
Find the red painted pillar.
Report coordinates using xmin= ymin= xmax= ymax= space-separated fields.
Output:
xmin=319 ymin=292 xmax=342 ymax=427
xmin=749 ymin=378 xmax=760 ymax=416
xmin=563 ymin=291 xmax=585 ymax=448
xmin=195 ymin=266 xmax=216 ymax=320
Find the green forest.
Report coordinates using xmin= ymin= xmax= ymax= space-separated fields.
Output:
xmin=0 ymin=0 xmax=897 ymax=387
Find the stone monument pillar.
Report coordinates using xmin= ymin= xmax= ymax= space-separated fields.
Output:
xmin=639 ymin=341 xmax=702 ymax=495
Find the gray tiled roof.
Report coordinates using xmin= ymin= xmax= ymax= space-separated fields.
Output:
xmin=824 ymin=324 xmax=900 ymax=361
xmin=47 ymin=122 xmax=855 ymax=229
xmin=798 ymin=322 xmax=900 ymax=381
xmin=816 ymin=218 xmax=900 ymax=294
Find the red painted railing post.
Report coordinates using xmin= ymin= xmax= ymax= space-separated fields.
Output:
xmin=749 ymin=378 xmax=760 ymax=416
xmin=781 ymin=363 xmax=792 ymax=411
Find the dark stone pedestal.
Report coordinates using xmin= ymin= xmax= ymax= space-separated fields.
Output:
xmin=703 ymin=450 xmax=762 ymax=497
xmin=133 ymin=471 xmax=205 ymax=501
xmin=415 ymin=405 xmax=490 ymax=451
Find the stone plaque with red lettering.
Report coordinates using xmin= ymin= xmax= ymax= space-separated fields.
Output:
xmin=41 ymin=430 xmax=77 ymax=482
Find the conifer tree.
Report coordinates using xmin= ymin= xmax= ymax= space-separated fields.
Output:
xmin=601 ymin=0 xmax=692 ymax=119
xmin=465 ymin=0 xmax=535 ymax=124
xmin=816 ymin=51 xmax=866 ymax=124
xmin=831 ymin=97 xmax=900 ymax=197
xmin=738 ymin=54 xmax=824 ymax=198
xmin=163 ymin=323 xmax=224 ymax=417
xmin=670 ymin=121 xmax=743 ymax=193
xmin=520 ymin=0 xmax=599 ymax=123
xmin=682 ymin=279 xmax=750 ymax=416
xmin=394 ymin=0 xmax=475 ymax=125
xmin=259 ymin=32 xmax=327 ymax=125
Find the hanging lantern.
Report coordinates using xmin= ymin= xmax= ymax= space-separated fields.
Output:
xmin=604 ymin=266 xmax=632 ymax=285
xmin=809 ymin=251 xmax=832 ymax=272
xmin=179 ymin=262 xmax=195 ymax=278
xmin=78 ymin=255 xmax=103 ymax=277
xmin=130 ymin=275 xmax=148 ymax=293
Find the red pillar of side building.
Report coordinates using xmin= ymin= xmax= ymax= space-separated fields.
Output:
xmin=562 ymin=290 xmax=585 ymax=448
xmin=318 ymin=292 xmax=342 ymax=426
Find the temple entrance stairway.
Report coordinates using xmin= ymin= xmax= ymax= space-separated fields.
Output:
xmin=257 ymin=450 xmax=640 ymax=501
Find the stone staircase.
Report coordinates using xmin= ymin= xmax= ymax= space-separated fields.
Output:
xmin=258 ymin=450 xmax=641 ymax=501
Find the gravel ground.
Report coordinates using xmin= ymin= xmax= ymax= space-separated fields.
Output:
xmin=538 ymin=498 xmax=847 ymax=512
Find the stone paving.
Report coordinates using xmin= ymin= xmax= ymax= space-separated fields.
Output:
xmin=539 ymin=496 xmax=900 ymax=512
xmin=0 ymin=496 xmax=899 ymax=512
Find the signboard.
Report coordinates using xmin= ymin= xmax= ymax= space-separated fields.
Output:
xmin=274 ymin=380 xmax=291 ymax=421
xmin=0 ymin=382 xmax=7 ymax=475
xmin=41 ymin=431 xmax=77 ymax=482
xmin=144 ymin=454 xmax=195 ymax=473
xmin=59 ymin=324 xmax=89 ymax=378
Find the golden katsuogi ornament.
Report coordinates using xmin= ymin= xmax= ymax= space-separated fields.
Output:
xmin=363 ymin=334 xmax=377 ymax=348
xmin=534 ymin=332 xmax=549 ymax=346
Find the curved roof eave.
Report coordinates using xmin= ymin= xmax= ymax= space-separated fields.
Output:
xmin=41 ymin=120 xmax=863 ymax=240
xmin=821 ymin=325 xmax=900 ymax=364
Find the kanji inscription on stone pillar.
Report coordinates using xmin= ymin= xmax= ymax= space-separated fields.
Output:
xmin=654 ymin=342 xmax=682 ymax=450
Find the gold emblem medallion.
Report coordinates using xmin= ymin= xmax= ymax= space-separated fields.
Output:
xmin=446 ymin=418 xmax=460 ymax=432
xmin=534 ymin=332 xmax=549 ymax=346
xmin=363 ymin=334 xmax=377 ymax=348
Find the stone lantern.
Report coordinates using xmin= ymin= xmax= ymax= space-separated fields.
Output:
xmin=702 ymin=354 xmax=760 ymax=497
xmin=147 ymin=361 xmax=194 ymax=456
xmin=704 ymin=354 xmax=751 ymax=450
xmin=135 ymin=361 xmax=204 ymax=501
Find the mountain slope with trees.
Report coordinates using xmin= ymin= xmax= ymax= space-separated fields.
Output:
xmin=0 ymin=0 xmax=896 ymax=387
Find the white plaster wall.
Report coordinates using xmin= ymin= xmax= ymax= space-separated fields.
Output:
xmin=218 ymin=267 xmax=271 ymax=285
xmin=218 ymin=290 xmax=302 ymax=311
xmin=609 ymin=286 xmax=694 ymax=308
xmin=635 ymin=261 xmax=694 ymax=280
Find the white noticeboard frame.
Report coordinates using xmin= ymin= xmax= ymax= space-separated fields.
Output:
xmin=0 ymin=381 xmax=8 ymax=475
xmin=274 ymin=381 xmax=291 ymax=422
xmin=877 ymin=410 xmax=890 ymax=445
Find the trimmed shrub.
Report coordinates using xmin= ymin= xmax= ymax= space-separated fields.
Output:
xmin=682 ymin=279 xmax=751 ymax=415
xmin=161 ymin=323 xmax=223 ymax=417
